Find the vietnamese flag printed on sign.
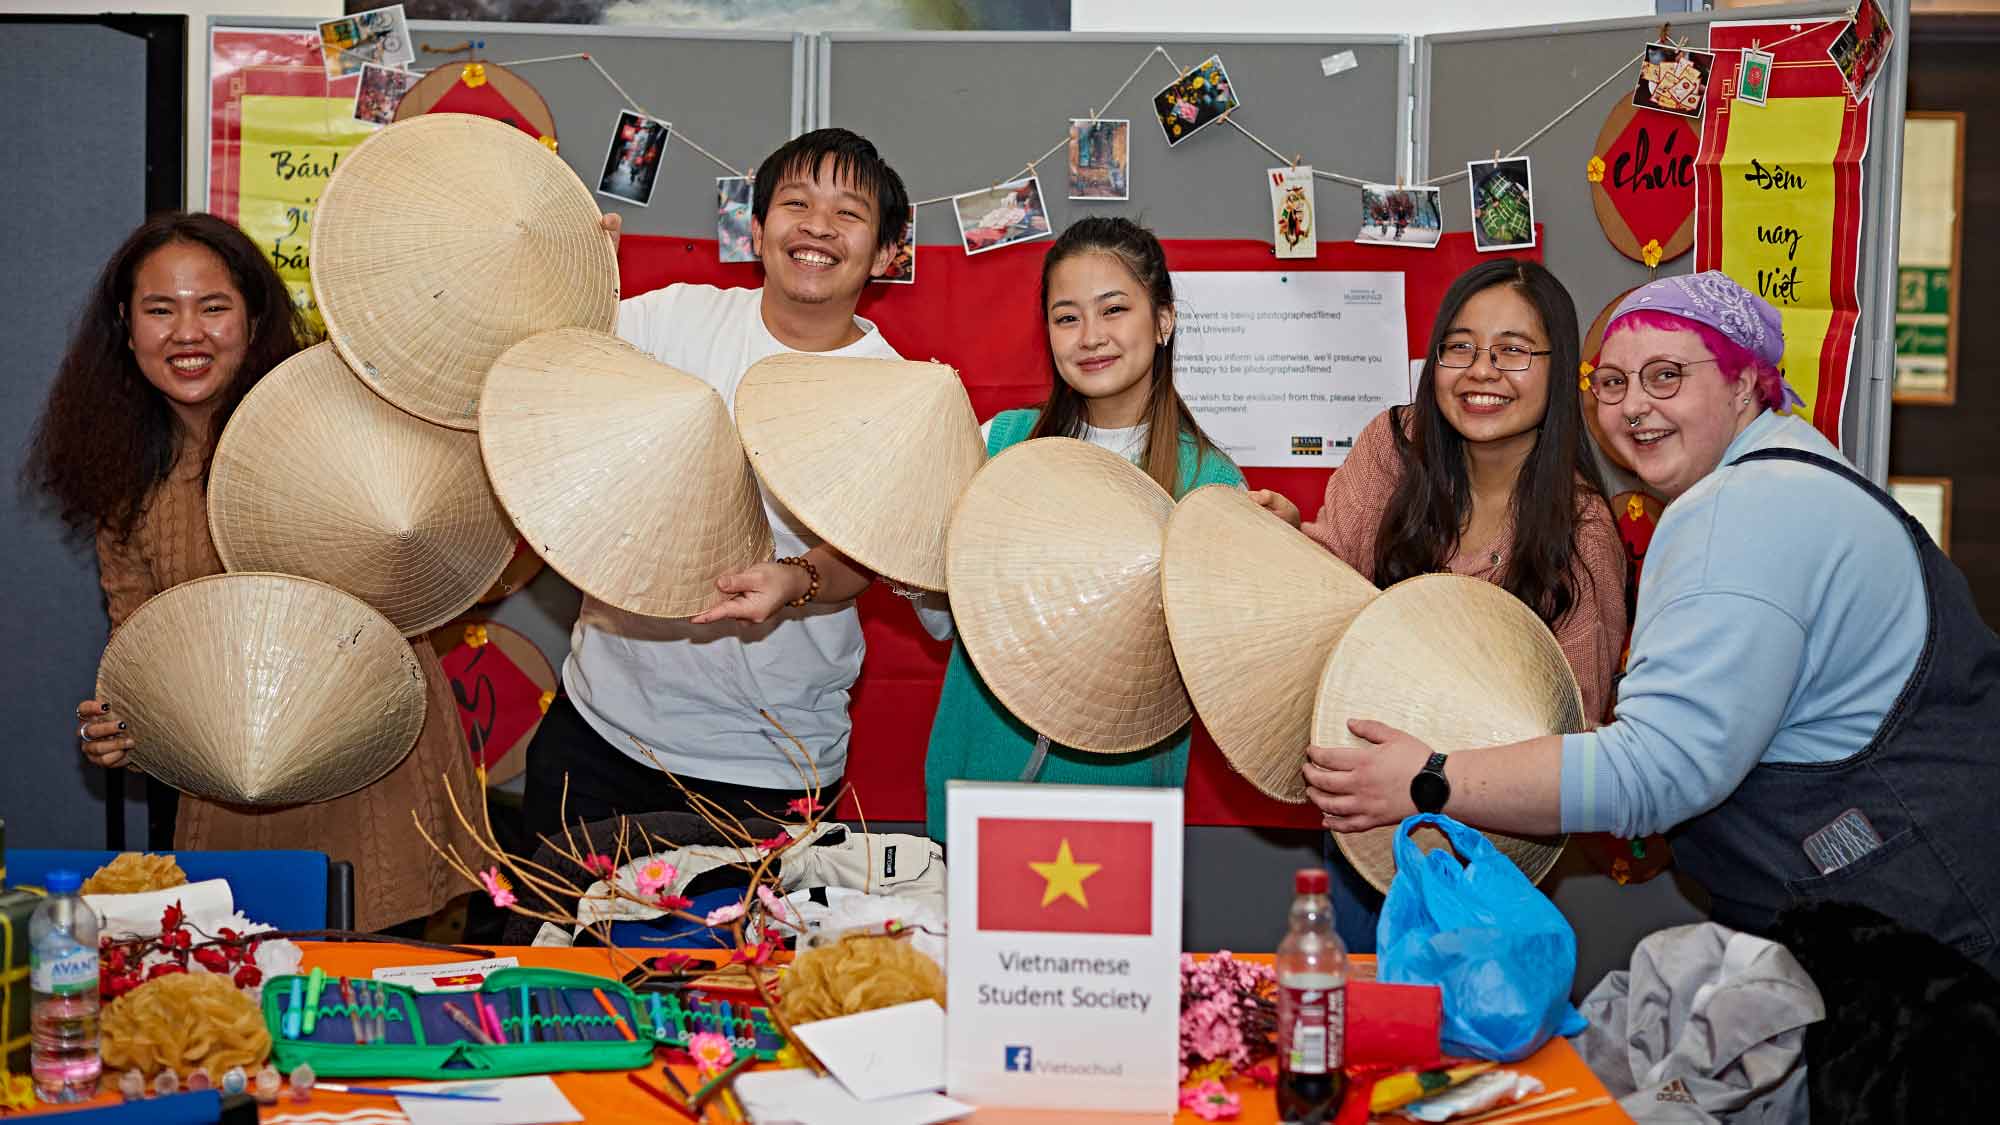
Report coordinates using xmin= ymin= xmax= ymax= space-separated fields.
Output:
xmin=977 ymin=818 xmax=1152 ymax=935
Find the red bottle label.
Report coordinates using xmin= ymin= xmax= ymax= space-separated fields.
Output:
xmin=1279 ymin=982 xmax=1345 ymax=1075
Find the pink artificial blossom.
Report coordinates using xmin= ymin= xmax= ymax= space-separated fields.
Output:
xmin=786 ymin=796 xmax=821 ymax=818
xmin=582 ymin=854 xmax=615 ymax=878
xmin=687 ymin=1030 xmax=735 ymax=1075
xmin=634 ymin=858 xmax=678 ymax=898
xmin=654 ymin=894 xmax=693 ymax=912
xmin=756 ymin=884 xmax=791 ymax=921
xmin=756 ymin=831 xmax=793 ymax=853
xmin=478 ymin=867 xmax=517 ymax=909
xmin=704 ymin=901 xmax=746 ymax=927
xmin=733 ymin=937 xmax=780 ymax=966
xmin=1179 ymin=1080 xmax=1241 ymax=1121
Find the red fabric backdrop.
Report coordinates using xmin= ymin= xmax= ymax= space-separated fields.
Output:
xmin=617 ymin=230 xmax=1540 ymax=826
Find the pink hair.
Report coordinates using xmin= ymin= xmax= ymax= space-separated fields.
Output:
xmin=1603 ymin=309 xmax=1787 ymax=410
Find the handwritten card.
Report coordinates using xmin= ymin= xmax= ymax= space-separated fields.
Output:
xmin=794 ymin=1000 xmax=946 ymax=1101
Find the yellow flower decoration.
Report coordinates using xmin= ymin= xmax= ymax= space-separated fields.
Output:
xmin=461 ymin=62 xmax=487 ymax=88
xmin=774 ymin=1044 xmax=806 ymax=1070
xmin=1626 ymin=494 xmax=1647 ymax=521
xmin=1189 ymin=1058 xmax=1231 ymax=1084
xmin=1586 ymin=155 xmax=1607 ymax=184
xmin=537 ymin=135 xmax=558 ymax=154
xmin=538 ymin=690 xmax=555 ymax=714
xmin=1641 ymin=239 xmax=1664 ymax=268
xmin=1578 ymin=360 xmax=1594 ymax=393
xmin=463 ymin=624 xmax=489 ymax=648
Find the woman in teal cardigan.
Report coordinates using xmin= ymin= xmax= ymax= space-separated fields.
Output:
xmin=920 ymin=216 xmax=1244 ymax=842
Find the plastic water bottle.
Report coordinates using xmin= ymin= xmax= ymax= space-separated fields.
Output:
xmin=29 ymin=869 xmax=102 ymax=1103
xmin=1276 ymin=867 xmax=1347 ymax=1125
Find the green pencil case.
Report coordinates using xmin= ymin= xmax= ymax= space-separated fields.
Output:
xmin=262 ymin=967 xmax=659 ymax=1078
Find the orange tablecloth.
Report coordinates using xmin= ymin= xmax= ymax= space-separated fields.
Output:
xmin=22 ymin=944 xmax=1631 ymax=1122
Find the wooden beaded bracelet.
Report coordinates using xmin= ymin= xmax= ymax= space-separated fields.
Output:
xmin=776 ymin=555 xmax=819 ymax=607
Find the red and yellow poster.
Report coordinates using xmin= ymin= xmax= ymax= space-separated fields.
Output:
xmin=209 ymin=28 xmax=373 ymax=333
xmin=1696 ymin=19 xmax=1872 ymax=443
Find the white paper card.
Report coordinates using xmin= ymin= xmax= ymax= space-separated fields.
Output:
xmin=370 ymin=957 xmax=520 ymax=993
xmin=794 ymin=1000 xmax=947 ymax=1101
xmin=1321 ymin=50 xmax=1358 ymax=76
xmin=394 ymin=1076 xmax=582 ymax=1125
xmin=945 ymin=783 xmax=1182 ymax=1114
xmin=736 ymin=1069 xmax=974 ymax=1125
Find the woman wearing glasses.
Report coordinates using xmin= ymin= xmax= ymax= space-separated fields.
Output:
xmin=1302 ymin=271 xmax=2000 ymax=970
xmin=1260 ymin=258 xmax=1627 ymax=724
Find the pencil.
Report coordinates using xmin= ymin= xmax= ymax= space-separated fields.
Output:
xmin=340 ymin=977 xmax=363 ymax=1045
xmin=521 ymin=984 xmax=534 ymax=1044
xmin=593 ymin=986 xmax=637 ymax=1041
xmin=626 ymin=1072 xmax=699 ymax=1122
xmin=442 ymin=1000 xmax=496 ymax=1045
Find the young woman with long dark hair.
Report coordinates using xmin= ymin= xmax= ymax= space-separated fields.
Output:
xmin=918 ymin=216 xmax=1244 ymax=841
xmin=28 ymin=212 xmax=482 ymax=932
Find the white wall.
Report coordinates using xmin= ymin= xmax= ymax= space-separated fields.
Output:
xmin=20 ymin=0 xmax=340 ymax=211
xmin=1074 ymin=0 xmax=1655 ymax=35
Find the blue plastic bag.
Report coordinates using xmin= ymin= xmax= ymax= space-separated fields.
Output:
xmin=1374 ymin=814 xmax=1587 ymax=1061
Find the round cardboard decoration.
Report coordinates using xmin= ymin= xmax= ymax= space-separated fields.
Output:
xmin=98 ymin=573 xmax=425 ymax=806
xmin=392 ymin=61 xmax=557 ymax=147
xmin=946 ymin=438 xmax=1188 ymax=753
xmin=207 ymin=342 xmax=518 ymax=637
xmin=1587 ymin=100 xmax=1698 ymax=266
xmin=429 ymin=618 xmax=555 ymax=786
xmin=312 ymin=114 xmax=618 ymax=431
xmin=1580 ymin=285 xmax=1642 ymax=472
xmin=1162 ymin=485 xmax=1378 ymax=802
xmin=1311 ymin=573 xmax=1580 ymax=894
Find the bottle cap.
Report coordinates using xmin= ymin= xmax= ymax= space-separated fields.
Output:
xmin=44 ymin=869 xmax=81 ymax=895
xmin=1294 ymin=867 xmax=1330 ymax=895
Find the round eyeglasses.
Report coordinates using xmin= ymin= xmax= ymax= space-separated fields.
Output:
xmin=1435 ymin=341 xmax=1552 ymax=373
xmin=1584 ymin=358 xmax=1720 ymax=405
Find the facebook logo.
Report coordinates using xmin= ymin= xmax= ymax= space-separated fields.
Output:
xmin=1004 ymin=1045 xmax=1033 ymax=1072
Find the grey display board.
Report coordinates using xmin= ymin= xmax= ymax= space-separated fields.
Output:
xmin=2 ymin=22 xmax=156 ymax=848
xmin=1422 ymin=2 xmax=1907 ymax=481
xmin=820 ymin=33 xmax=1406 ymax=243
xmin=212 ymin=19 xmax=803 ymax=239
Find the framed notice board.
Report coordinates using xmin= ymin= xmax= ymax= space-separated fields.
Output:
xmin=1893 ymin=110 xmax=1963 ymax=404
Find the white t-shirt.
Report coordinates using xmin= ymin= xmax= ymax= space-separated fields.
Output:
xmin=912 ymin=418 xmax=1149 ymax=642
xmin=563 ymin=283 xmax=903 ymax=788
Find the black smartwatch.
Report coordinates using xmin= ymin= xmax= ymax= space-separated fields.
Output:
xmin=1409 ymin=752 xmax=1451 ymax=814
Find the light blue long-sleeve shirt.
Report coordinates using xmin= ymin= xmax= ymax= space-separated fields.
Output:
xmin=1559 ymin=411 xmax=1927 ymax=838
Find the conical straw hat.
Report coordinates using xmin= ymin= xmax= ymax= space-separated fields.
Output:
xmin=946 ymin=437 xmax=1187 ymax=752
xmin=735 ymin=353 xmax=984 ymax=591
xmin=97 ymin=573 xmax=426 ymax=806
xmin=311 ymin=113 xmax=619 ymax=431
xmin=1163 ymin=485 xmax=1378 ymax=802
xmin=1312 ymin=573 xmax=1580 ymax=893
xmin=207 ymin=343 xmax=517 ymax=636
xmin=479 ymin=328 xmax=772 ymax=618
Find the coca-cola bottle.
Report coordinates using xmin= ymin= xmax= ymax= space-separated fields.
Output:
xmin=1275 ymin=868 xmax=1347 ymax=1124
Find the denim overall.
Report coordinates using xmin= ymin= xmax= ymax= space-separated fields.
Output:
xmin=1669 ymin=448 xmax=2000 ymax=972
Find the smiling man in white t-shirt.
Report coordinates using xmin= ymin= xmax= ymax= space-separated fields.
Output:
xmin=523 ymin=129 xmax=910 ymax=844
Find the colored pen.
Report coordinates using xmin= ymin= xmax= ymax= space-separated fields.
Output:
xmin=471 ymin=991 xmax=494 ymax=1043
xmin=442 ymin=1000 xmax=496 ymax=1045
xmin=482 ymin=994 xmax=506 ymax=1044
xmin=593 ymin=986 xmax=636 ymax=1041
xmin=371 ymin=982 xmax=388 ymax=1044
xmin=520 ymin=984 xmax=533 ymax=1044
xmin=649 ymin=992 xmax=665 ymax=1039
xmin=317 ymin=1083 xmax=500 ymax=1102
xmin=625 ymin=1072 xmax=698 ymax=1122
xmin=284 ymin=977 xmax=304 ymax=1039
xmin=302 ymin=967 xmax=327 ymax=1035
xmin=339 ymin=977 xmax=363 ymax=1044
xmin=691 ymin=1055 xmax=752 ymax=1112
xmin=659 ymin=1062 xmax=694 ymax=1102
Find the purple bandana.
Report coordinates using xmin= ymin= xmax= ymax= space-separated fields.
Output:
xmin=1608 ymin=271 xmax=1805 ymax=411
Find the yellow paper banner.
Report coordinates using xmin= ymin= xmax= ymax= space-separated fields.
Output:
xmin=236 ymin=95 xmax=373 ymax=335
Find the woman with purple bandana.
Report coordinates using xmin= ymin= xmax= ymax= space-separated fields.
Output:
xmin=1302 ymin=270 xmax=2000 ymax=969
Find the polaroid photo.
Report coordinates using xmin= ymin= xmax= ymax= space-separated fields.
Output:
xmin=1736 ymin=48 xmax=1775 ymax=108
xmin=874 ymin=207 xmax=916 ymax=284
xmin=1268 ymin=166 xmax=1317 ymax=260
xmin=318 ymin=4 xmax=413 ymax=81
xmin=717 ymin=176 xmax=755 ymax=263
xmin=597 ymin=110 xmax=671 ymax=208
xmin=1633 ymin=41 xmax=1716 ymax=120
xmin=1829 ymin=0 xmax=1895 ymax=105
xmin=1467 ymin=157 xmax=1536 ymax=252
xmin=953 ymin=177 xmax=1053 ymax=256
xmin=1153 ymin=54 xmax=1240 ymax=147
xmin=352 ymin=63 xmax=420 ymax=127
xmin=1358 ymin=184 xmax=1444 ymax=249
xmin=1068 ymin=118 xmax=1131 ymax=201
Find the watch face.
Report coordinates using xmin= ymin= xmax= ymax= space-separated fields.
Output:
xmin=1411 ymin=769 xmax=1450 ymax=813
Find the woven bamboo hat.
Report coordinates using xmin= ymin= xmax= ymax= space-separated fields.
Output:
xmin=735 ymin=353 xmax=984 ymax=591
xmin=479 ymin=328 xmax=772 ymax=618
xmin=311 ymin=113 xmax=619 ymax=431
xmin=1312 ymin=573 xmax=1581 ymax=893
xmin=97 ymin=573 xmax=426 ymax=806
xmin=207 ymin=343 xmax=517 ymax=636
xmin=1163 ymin=485 xmax=1379 ymax=802
xmin=946 ymin=437 xmax=1188 ymax=752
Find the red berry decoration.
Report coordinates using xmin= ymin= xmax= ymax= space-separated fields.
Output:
xmin=233 ymin=964 xmax=263 ymax=989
